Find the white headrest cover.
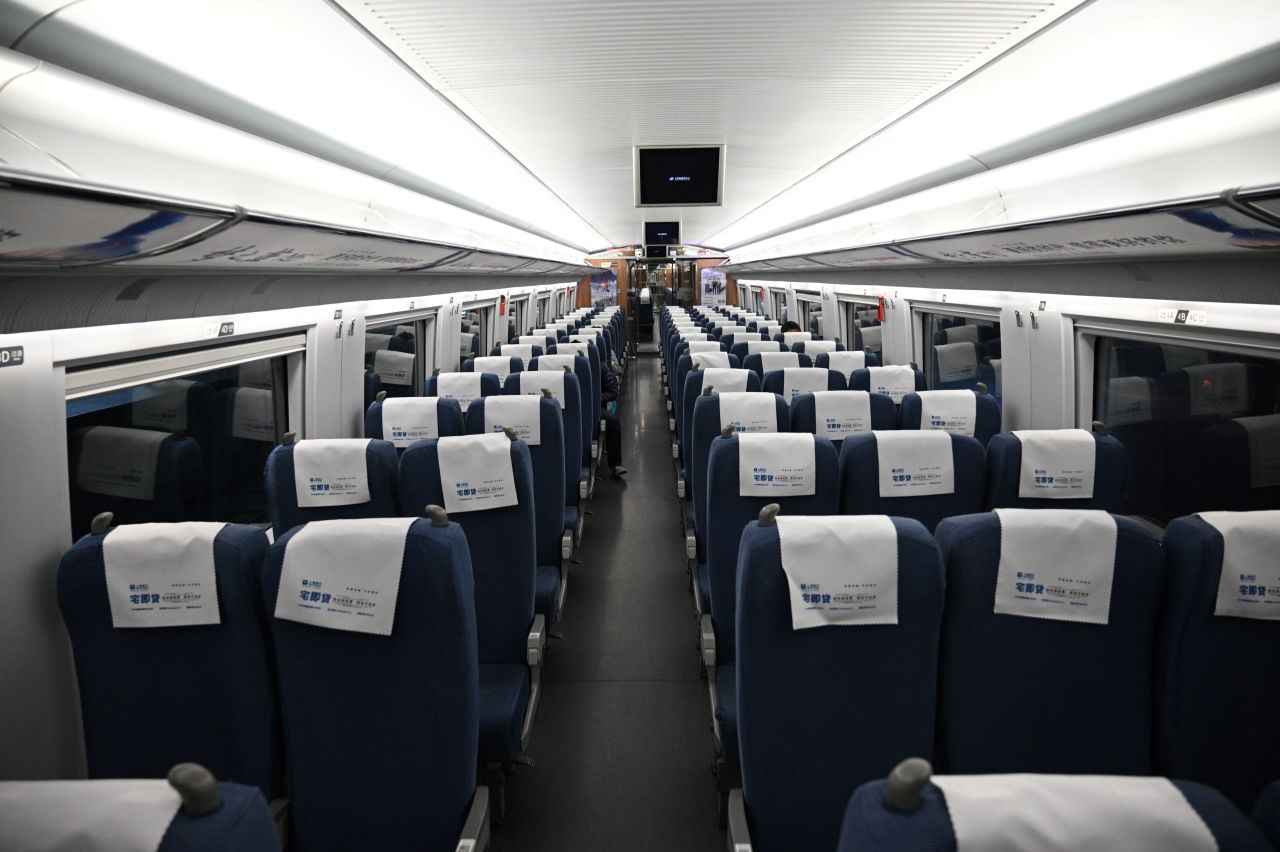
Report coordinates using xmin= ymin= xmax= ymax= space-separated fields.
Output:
xmin=437 ymin=433 xmax=518 ymax=513
xmin=293 ymin=439 xmax=372 ymax=507
xmin=994 ymin=508 xmax=1117 ymax=624
xmin=276 ymin=517 xmax=415 ymax=636
xmin=738 ymin=433 xmax=815 ymax=497
xmin=691 ymin=351 xmax=731 ymax=370
xmin=231 ymin=387 xmax=276 ymax=441
xmin=873 ymin=431 xmax=954 ymax=497
xmin=536 ymin=354 xmax=578 ymax=373
xmin=131 ymin=379 xmax=195 ymax=431
xmin=76 ymin=426 xmax=168 ymax=501
xmin=944 ymin=324 xmax=980 ymax=344
xmin=824 ymin=350 xmax=866 ymax=376
xmin=435 ymin=372 xmax=484 ymax=413
xmin=499 ymin=344 xmax=535 ymax=365
xmin=472 ymin=355 xmax=515 ymax=380
xmin=814 ymin=390 xmax=872 ymax=440
xmin=1199 ymin=510 xmax=1280 ymax=620
xmin=516 ymin=370 xmax=566 ymax=408
xmin=932 ymin=774 xmax=1215 ymax=852
xmin=104 ymin=522 xmax=225 ymax=628
xmin=777 ymin=515 xmax=898 ymax=628
xmin=482 ymin=395 xmax=543 ymax=446
xmin=700 ymin=368 xmax=750 ymax=395
xmin=718 ymin=392 xmax=777 ymax=433
xmin=934 ymin=342 xmax=978 ymax=382
xmin=0 ymin=779 xmax=182 ymax=852
xmin=373 ymin=349 xmax=414 ymax=386
xmin=916 ymin=390 xmax=977 ymax=437
xmin=868 ymin=365 xmax=916 ymax=404
xmin=381 ymin=397 xmax=441 ymax=447
xmin=1013 ymin=429 xmax=1096 ymax=499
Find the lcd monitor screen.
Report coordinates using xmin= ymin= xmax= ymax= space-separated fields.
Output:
xmin=645 ymin=221 xmax=680 ymax=245
xmin=636 ymin=147 xmax=722 ymax=206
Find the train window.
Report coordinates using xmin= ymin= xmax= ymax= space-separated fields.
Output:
xmin=65 ymin=357 xmax=289 ymax=539
xmin=1094 ymin=336 xmax=1280 ymax=521
xmin=366 ymin=322 xmax=419 ymax=398
xmin=919 ymin=310 xmax=1001 ymax=394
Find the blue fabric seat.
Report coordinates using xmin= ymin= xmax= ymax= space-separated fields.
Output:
xmin=815 ymin=350 xmax=880 ymax=372
xmin=736 ymin=515 xmax=944 ymax=852
xmin=463 ymin=355 xmax=524 ymax=379
xmin=742 ymin=352 xmax=811 ymax=378
xmin=672 ymin=352 xmax=740 ymax=445
xmin=365 ymin=397 xmax=465 ymax=447
xmin=792 ymin=340 xmax=846 ymax=356
xmin=399 ymin=437 xmax=538 ymax=766
xmin=504 ymin=370 xmax=585 ymax=544
xmin=58 ymin=523 xmax=283 ymax=799
xmin=679 ymin=369 xmax=763 ymax=512
xmin=985 ymin=430 xmax=1128 ymax=511
xmin=1254 ymin=781 xmax=1280 ymax=849
xmin=264 ymin=438 xmax=399 ymax=539
xmin=553 ymin=341 xmax=601 ymax=451
xmin=1157 ymin=514 xmax=1280 ymax=811
xmin=263 ymin=517 xmax=480 ymax=852
xmin=934 ymin=511 xmax=1163 ymax=775
xmin=705 ymin=434 xmax=839 ymax=763
xmin=689 ymin=389 xmax=785 ymax=570
xmin=530 ymin=354 xmax=593 ymax=483
xmin=466 ymin=396 xmax=567 ymax=623
xmin=839 ymin=432 xmax=985 ymax=532
xmin=479 ymin=664 xmax=532 ymax=765
xmin=425 ymin=371 xmax=503 ymax=401
xmin=900 ymin=389 xmax=1002 ymax=446
xmin=1198 ymin=417 xmax=1280 ymax=511
xmin=364 ymin=368 xmax=382 ymax=409
xmin=789 ymin=391 xmax=896 ymax=442
xmin=838 ymin=770 xmax=1273 ymax=852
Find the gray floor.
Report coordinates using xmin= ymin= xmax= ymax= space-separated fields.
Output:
xmin=492 ymin=351 xmax=724 ymax=851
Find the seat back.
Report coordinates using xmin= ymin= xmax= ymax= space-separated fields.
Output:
xmin=680 ymin=368 xmax=762 ymax=497
xmin=706 ymin=434 xmax=839 ymax=662
xmin=742 ymin=351 xmax=808 ymax=377
xmin=365 ymin=397 xmax=465 ymax=448
xmin=69 ymin=426 xmax=204 ymax=539
xmin=730 ymin=340 xmax=787 ymax=363
xmin=674 ymin=352 xmax=740 ymax=441
xmin=838 ymin=771 xmax=1273 ymax=852
xmin=934 ymin=511 xmax=1163 ymax=774
xmin=531 ymin=354 xmax=593 ymax=470
xmin=1158 ymin=513 xmax=1280 ymax=811
xmin=790 ymin=391 xmax=897 ymax=444
xmin=691 ymin=391 xmax=788 ymax=559
xmin=503 ymin=370 xmax=583 ymax=511
xmin=463 ymin=355 xmax=523 ymax=384
xmin=1197 ymin=415 xmax=1280 ymax=511
xmin=816 ymin=350 xmax=879 ymax=381
xmin=466 ymin=396 xmax=565 ymax=567
xmin=737 ymin=515 xmax=944 ymax=852
xmin=839 ymin=432 xmax=985 ymax=532
xmin=930 ymin=341 xmax=984 ymax=391
xmin=985 ymin=430 xmax=1127 ymax=511
xmin=900 ymin=390 xmax=1002 ymax=446
xmin=553 ymin=341 xmax=601 ymax=442
xmin=398 ymin=435 xmax=536 ymax=665
xmin=211 ymin=387 xmax=277 ymax=522
xmin=57 ymin=523 xmax=282 ymax=798
xmin=264 ymin=517 xmax=478 ymax=852
xmin=265 ymin=438 xmax=399 ymax=538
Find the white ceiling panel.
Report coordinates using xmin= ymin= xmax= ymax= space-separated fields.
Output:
xmin=335 ymin=0 xmax=1090 ymax=247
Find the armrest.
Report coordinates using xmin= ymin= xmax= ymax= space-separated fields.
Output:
xmin=676 ymin=478 xmax=685 ymax=500
xmin=667 ymin=399 xmax=673 ymax=412
xmin=700 ymin=614 xmax=716 ymax=671
xmin=726 ymin=789 xmax=753 ymax=852
xmin=579 ymin=478 xmax=589 ymax=500
xmin=686 ymin=534 xmax=697 ymax=561
xmin=592 ymin=441 xmax=599 ymax=460
xmin=268 ymin=797 xmax=289 ymax=849
xmin=561 ymin=531 xmax=573 ymax=561
xmin=527 ymin=614 xmax=546 ymax=668
xmin=671 ymin=441 xmax=679 ymax=459
xmin=600 ymin=417 xmax=607 ymax=433
xmin=454 ymin=787 xmax=490 ymax=852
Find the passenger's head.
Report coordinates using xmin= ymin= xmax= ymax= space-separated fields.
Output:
xmin=781 ymin=320 xmax=802 ymax=333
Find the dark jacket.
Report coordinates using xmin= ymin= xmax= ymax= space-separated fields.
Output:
xmin=601 ymin=359 xmax=619 ymax=405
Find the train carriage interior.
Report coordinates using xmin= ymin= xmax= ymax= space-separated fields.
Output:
xmin=2 ymin=1 xmax=1280 ymax=850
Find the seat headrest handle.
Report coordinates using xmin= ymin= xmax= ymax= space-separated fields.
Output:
xmin=91 ymin=512 xmax=114 ymax=535
xmin=1092 ymin=420 xmax=1109 ymax=436
xmin=424 ymin=505 xmax=449 ymax=527
xmin=758 ymin=504 xmax=780 ymax=526
xmin=433 ymin=368 xmax=441 ymax=376
xmin=376 ymin=391 xmax=387 ymax=402
xmin=541 ymin=388 xmax=552 ymax=398
xmin=282 ymin=431 xmax=298 ymax=445
xmin=503 ymin=427 xmax=518 ymax=441
xmin=976 ymin=382 xmax=988 ymax=395
xmin=883 ymin=757 xmax=932 ymax=813
xmin=703 ymin=386 xmax=713 ymax=396
xmin=168 ymin=763 xmax=221 ymax=817
xmin=720 ymin=425 xmax=734 ymax=439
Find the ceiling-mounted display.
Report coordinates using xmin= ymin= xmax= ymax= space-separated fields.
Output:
xmin=644 ymin=221 xmax=680 ymax=245
xmin=635 ymin=146 xmax=723 ymax=207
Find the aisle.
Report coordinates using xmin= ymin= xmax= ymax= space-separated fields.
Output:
xmin=492 ymin=352 xmax=723 ymax=850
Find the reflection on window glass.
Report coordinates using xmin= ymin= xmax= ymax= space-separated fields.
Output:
xmin=1095 ymin=337 xmax=1280 ymax=520
xmin=846 ymin=304 xmax=882 ymax=357
xmin=365 ymin=323 xmax=417 ymax=402
xmin=921 ymin=312 xmax=1001 ymax=399
xmin=459 ymin=311 xmax=484 ymax=362
xmin=66 ymin=358 xmax=287 ymax=538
